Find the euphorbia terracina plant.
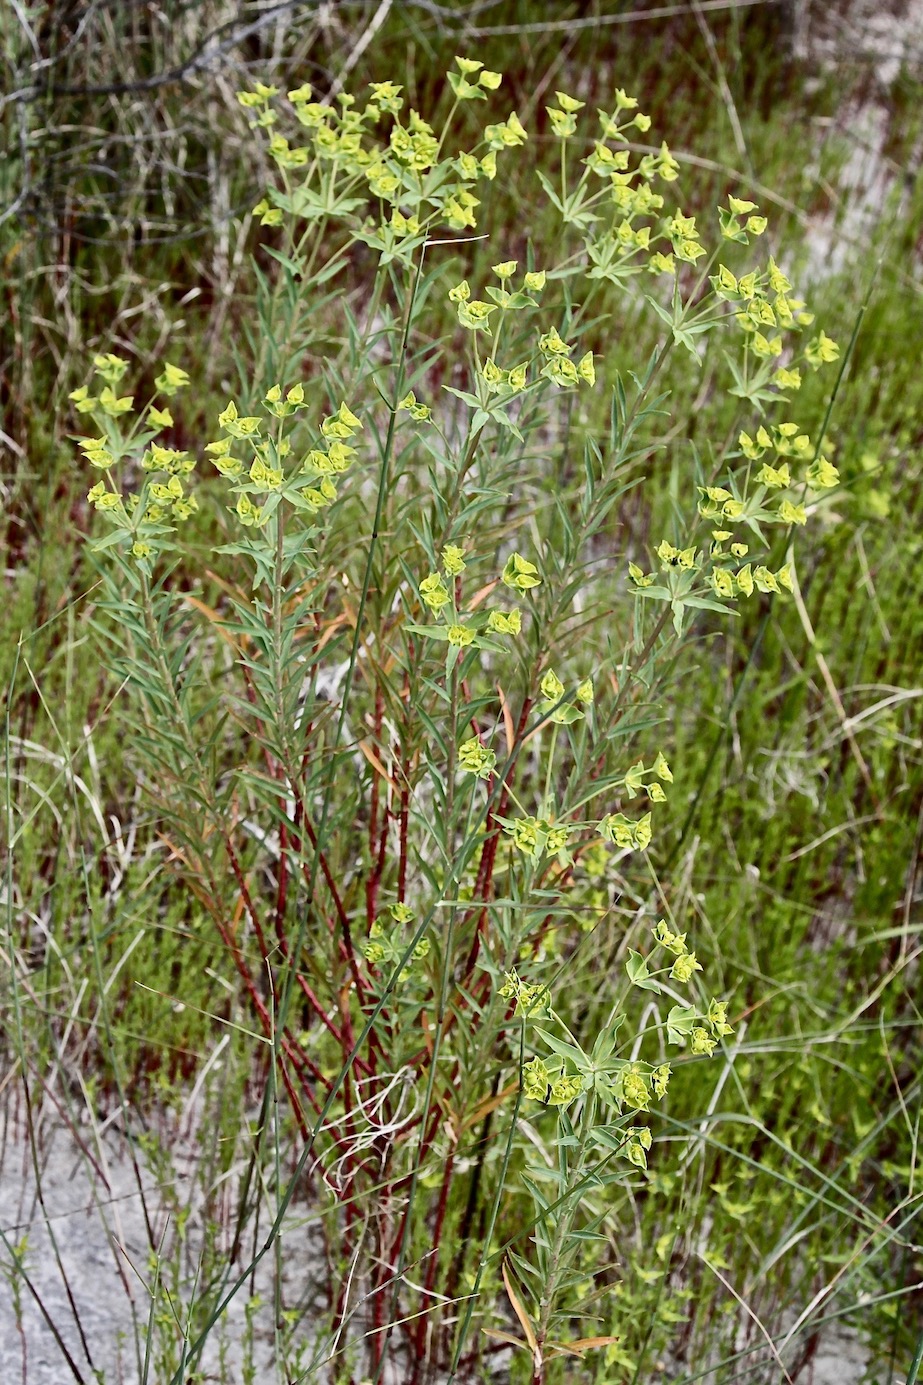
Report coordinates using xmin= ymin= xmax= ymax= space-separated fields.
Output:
xmin=74 ymin=56 xmax=839 ymax=1384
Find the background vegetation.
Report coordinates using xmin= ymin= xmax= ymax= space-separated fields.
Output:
xmin=1 ymin=2 xmax=921 ymax=1383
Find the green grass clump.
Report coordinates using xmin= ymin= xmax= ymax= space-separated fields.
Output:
xmin=2 ymin=8 xmax=921 ymax=1385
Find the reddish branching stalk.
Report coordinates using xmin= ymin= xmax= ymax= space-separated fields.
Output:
xmin=208 ymin=902 xmax=313 ymax=1137
xmin=397 ymin=664 xmax=413 ymax=904
xmin=275 ymin=818 xmax=290 ymax=937
xmin=292 ymin=790 xmax=368 ymax=1004
xmin=413 ymin=1145 xmax=457 ymax=1365
xmin=366 ymin=682 xmax=386 ymax=928
xmin=224 ymin=832 xmax=277 ymax=990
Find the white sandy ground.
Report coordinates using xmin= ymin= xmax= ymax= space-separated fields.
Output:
xmin=0 ymin=1113 xmax=285 ymax=1382
xmin=0 ymin=1109 xmax=431 ymax=1385
xmin=0 ymin=1113 xmax=890 ymax=1385
xmin=792 ymin=0 xmax=923 ymax=278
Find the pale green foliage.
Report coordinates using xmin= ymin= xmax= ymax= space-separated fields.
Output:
xmin=72 ymin=56 xmax=844 ymax=1384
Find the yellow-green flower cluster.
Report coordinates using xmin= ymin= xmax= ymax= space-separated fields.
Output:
xmin=653 ymin=918 xmax=687 ymax=954
xmin=559 ymin=99 xmax=676 ymax=282
xmin=546 ymin=90 xmax=585 ymax=140
xmin=501 ymin=552 xmax=541 ymax=592
xmin=205 ymin=391 xmax=361 ymax=525
xmin=99 ymin=390 xmax=133 ymax=418
xmin=670 ymin=950 xmax=703 ymax=984
xmin=407 ymin=547 xmax=527 ymax=669
xmin=648 ymin=498 xmax=795 ymax=600
xmin=86 ymin=480 xmax=122 ymax=512
xmin=483 ymin=111 xmax=527 ymax=150
xmin=651 ymin=1063 xmax=671 ymax=1098
xmin=588 ymin=1044 xmax=670 ymax=1122
xmin=389 ymin=113 xmax=439 ymax=171
xmin=617 ymin=752 xmax=672 ymax=804
xmin=537 ymin=668 xmax=593 ymax=726
xmin=655 ymin=538 xmax=698 ymax=569
xmin=609 ymin=165 xmax=667 ymax=221
xmin=718 ymin=194 xmax=768 ymax=244
xmin=709 ymin=561 xmax=794 ymax=601
xmin=688 ymin=1004 xmax=735 ymax=1057
xmin=449 ymin=279 xmax=495 ymax=333
xmin=454 ymin=149 xmax=497 ymax=183
xmin=522 ymin=1056 xmax=585 ymax=1107
xmin=155 ymin=362 xmax=190 ymax=396
xmin=447 ymin=265 xmax=559 ymax=403
xmin=442 ymin=544 xmax=466 ymax=575
xmin=710 ymin=251 xmax=835 ymax=377
xmin=600 ymin=810 xmax=652 ymax=852
xmin=240 ymin=61 xmax=529 ymax=254
xmin=70 ymin=353 xmax=137 ymax=419
xmin=537 ymin=325 xmax=596 ymax=390
xmin=447 ymin=56 xmax=504 ymax=102
xmin=804 ymin=329 xmax=840 ymax=368
xmin=622 ymin=1064 xmax=652 ymax=1111
xmin=458 ymin=737 xmax=496 ymax=778
xmin=74 ymin=356 xmax=198 ymax=562
xmin=397 ymin=390 xmax=432 ymax=422
xmin=302 ymin=401 xmax=362 ymax=496
xmin=664 ymin=208 xmax=706 ymax=265
xmin=93 ymin=352 xmax=130 ymax=385
xmin=78 ymin=434 xmax=116 ymax=471
xmin=487 ymin=608 xmax=521 ymax=635
xmin=500 ymin=814 xmax=570 ymax=864
xmin=629 ymin=401 xmax=838 ymax=609
xmin=621 ymin=1124 xmax=653 ymax=1168
xmin=142 ymin=443 xmax=194 ymax=477
xmin=633 ymin=538 xmax=793 ymax=605
xmin=237 ymin=81 xmax=278 ymax=126
xmin=500 ymin=969 xmax=551 ymax=1018
xmin=570 ymin=97 xmax=678 ymax=282
xmin=738 ymin=421 xmax=840 ymax=494
xmin=639 ymin=922 xmax=736 ymax=1060
xmin=362 ymin=906 xmax=429 ymax=969
xmin=420 ymin=573 xmax=450 ymax=612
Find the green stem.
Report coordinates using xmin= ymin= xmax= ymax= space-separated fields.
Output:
xmin=139 ymin=571 xmax=207 ymax=795
xmin=270 ymin=502 xmax=294 ymax=778
xmin=270 ymin=242 xmax=430 ymax=1094
xmin=534 ymin=1088 xmax=598 ymax=1371
xmin=374 ymin=714 xmax=474 ymax=1384
xmin=542 ymin=723 xmax=559 ymax=819
xmin=437 ymin=420 xmax=486 ymax=547
xmin=447 ymin=1027 xmax=527 ymax=1379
